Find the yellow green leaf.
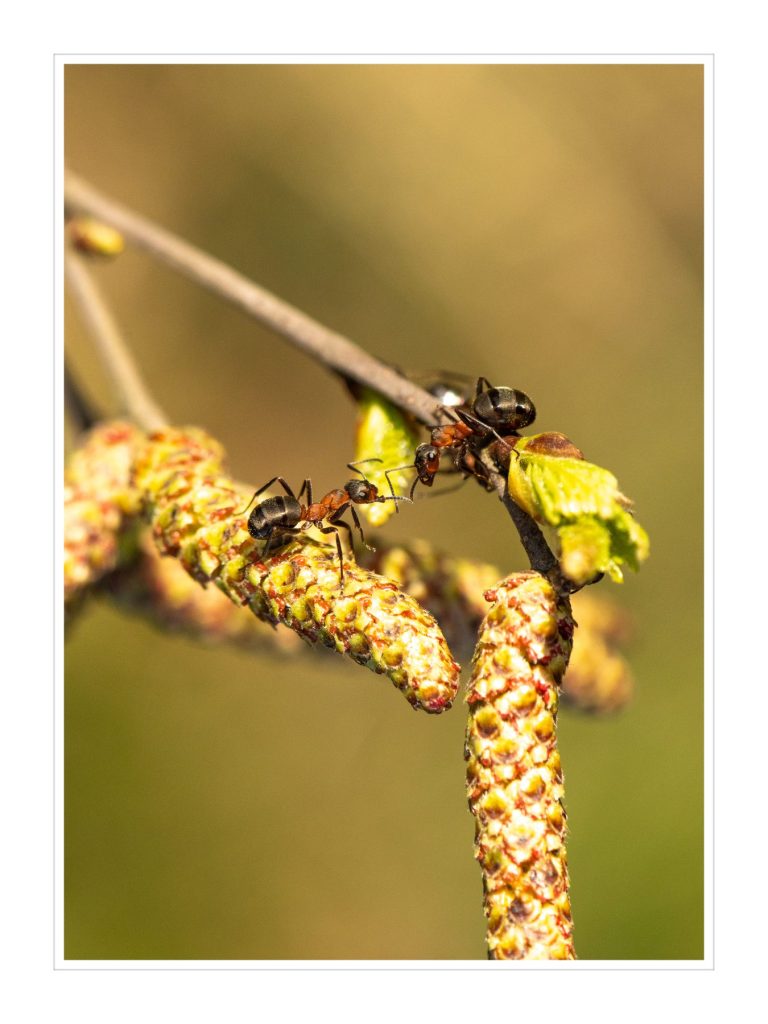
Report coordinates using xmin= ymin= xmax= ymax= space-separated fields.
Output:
xmin=507 ymin=433 xmax=649 ymax=585
xmin=353 ymin=387 xmax=420 ymax=525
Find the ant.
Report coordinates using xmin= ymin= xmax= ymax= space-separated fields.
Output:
xmin=238 ymin=460 xmax=410 ymax=588
xmin=385 ymin=376 xmax=537 ymax=499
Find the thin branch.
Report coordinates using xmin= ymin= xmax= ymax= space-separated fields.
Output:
xmin=63 ymin=171 xmax=561 ymax=580
xmin=490 ymin=469 xmax=559 ymax=576
xmin=494 ymin=472 xmax=584 ymax=596
xmin=64 ymin=170 xmax=441 ymax=427
xmin=65 ymin=249 xmax=169 ymax=432
xmin=64 ymin=364 xmax=97 ymax=434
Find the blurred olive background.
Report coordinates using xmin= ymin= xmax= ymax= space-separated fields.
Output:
xmin=64 ymin=64 xmax=703 ymax=960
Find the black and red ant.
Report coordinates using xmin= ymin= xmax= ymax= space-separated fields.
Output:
xmin=238 ymin=460 xmax=410 ymax=588
xmin=385 ymin=376 xmax=537 ymax=499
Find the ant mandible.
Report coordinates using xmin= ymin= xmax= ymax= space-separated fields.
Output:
xmin=238 ymin=459 xmax=410 ymax=588
xmin=386 ymin=376 xmax=537 ymax=499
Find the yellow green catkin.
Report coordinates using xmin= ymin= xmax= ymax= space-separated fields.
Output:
xmin=465 ymin=572 xmax=575 ymax=959
xmin=363 ymin=542 xmax=633 ymax=713
xmin=103 ymin=527 xmax=633 ymax=714
xmin=132 ymin=427 xmax=460 ymax=712
xmin=361 ymin=539 xmax=500 ymax=660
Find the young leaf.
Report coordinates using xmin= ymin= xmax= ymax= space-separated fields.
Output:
xmin=353 ymin=386 xmax=421 ymax=525
xmin=507 ymin=432 xmax=649 ymax=586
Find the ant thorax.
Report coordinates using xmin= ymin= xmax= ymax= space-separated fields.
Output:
xmin=431 ymin=421 xmax=473 ymax=448
xmin=303 ymin=501 xmax=330 ymax=524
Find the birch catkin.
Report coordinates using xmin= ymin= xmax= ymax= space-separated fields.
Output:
xmin=102 ymin=531 xmax=302 ymax=655
xmin=465 ymin=572 xmax=575 ymax=959
xmin=64 ymin=421 xmax=143 ymax=604
xmin=133 ymin=427 xmax=460 ymax=712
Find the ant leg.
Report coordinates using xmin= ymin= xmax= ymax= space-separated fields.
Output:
xmin=261 ymin=528 xmax=275 ymax=561
xmin=260 ymin=525 xmax=304 ymax=562
xmin=335 ymin=529 xmax=345 ymax=590
xmin=334 ymin=520 xmax=355 ymax=556
xmin=315 ymin=522 xmax=346 ymax=589
xmin=236 ymin=476 xmax=296 ymax=516
xmin=435 ymin=403 xmax=461 ymax=424
xmin=476 ymin=376 xmax=493 ymax=397
xmin=296 ymin=478 xmax=312 ymax=503
xmin=328 ymin=508 xmax=360 ymax=566
xmin=347 ymin=505 xmax=376 ymax=552
xmin=347 ymin=458 xmax=382 ymax=478
xmin=454 ymin=408 xmax=508 ymax=446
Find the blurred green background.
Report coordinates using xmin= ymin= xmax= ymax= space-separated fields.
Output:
xmin=64 ymin=63 xmax=703 ymax=960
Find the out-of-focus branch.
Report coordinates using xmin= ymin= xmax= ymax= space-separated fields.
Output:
xmin=65 ymin=249 xmax=169 ymax=432
xmin=64 ymin=364 xmax=96 ymax=434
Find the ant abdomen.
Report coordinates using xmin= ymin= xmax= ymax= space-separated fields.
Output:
xmin=472 ymin=387 xmax=536 ymax=432
xmin=248 ymin=495 xmax=302 ymax=540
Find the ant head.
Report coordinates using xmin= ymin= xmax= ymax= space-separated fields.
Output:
xmin=414 ymin=443 xmax=440 ymax=485
xmin=472 ymin=386 xmax=536 ymax=432
xmin=346 ymin=478 xmax=378 ymax=504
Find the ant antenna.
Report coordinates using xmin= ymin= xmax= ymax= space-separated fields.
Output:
xmin=384 ymin=463 xmax=417 ymax=510
xmin=347 ymin=505 xmax=376 ymax=552
xmin=346 ymin=458 xmax=383 ymax=479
